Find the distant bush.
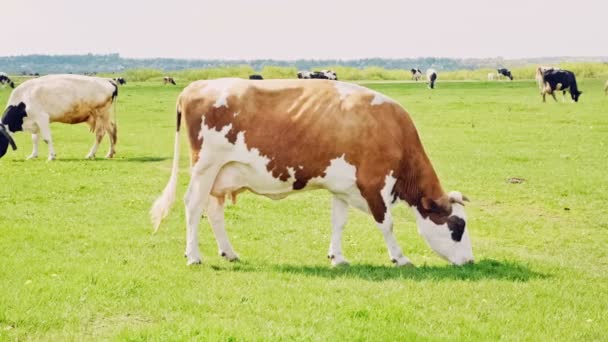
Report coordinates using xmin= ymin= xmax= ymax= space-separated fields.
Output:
xmin=123 ymin=68 xmax=164 ymax=82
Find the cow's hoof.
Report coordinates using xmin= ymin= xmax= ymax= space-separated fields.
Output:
xmin=328 ymin=254 xmax=349 ymax=266
xmin=47 ymin=155 xmax=56 ymax=161
xmin=105 ymin=152 xmax=115 ymax=159
xmin=85 ymin=154 xmax=95 ymax=159
xmin=220 ymin=250 xmax=239 ymax=262
xmin=187 ymin=257 xmax=202 ymax=265
xmin=391 ymin=256 xmax=415 ymax=267
xmin=26 ymin=154 xmax=38 ymax=160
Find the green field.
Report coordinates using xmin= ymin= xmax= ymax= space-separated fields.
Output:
xmin=1 ymin=79 xmax=607 ymax=340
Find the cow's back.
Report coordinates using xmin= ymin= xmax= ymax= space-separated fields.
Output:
xmin=8 ymin=75 xmax=116 ymax=122
xmin=179 ymin=78 xmax=434 ymax=205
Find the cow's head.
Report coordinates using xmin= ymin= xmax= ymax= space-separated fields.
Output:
xmin=572 ymin=90 xmax=582 ymax=102
xmin=0 ymin=123 xmax=18 ymax=158
xmin=413 ymin=191 xmax=474 ymax=265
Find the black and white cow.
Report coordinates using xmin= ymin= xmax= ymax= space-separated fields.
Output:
xmin=411 ymin=68 xmax=422 ymax=81
xmin=0 ymin=73 xmax=15 ymax=88
xmin=426 ymin=69 xmax=438 ymax=89
xmin=297 ymin=71 xmax=312 ymax=79
xmin=113 ymin=77 xmax=127 ymax=85
xmin=249 ymin=74 xmax=263 ymax=80
xmin=311 ymin=70 xmax=338 ymax=80
xmin=0 ymin=74 xmax=119 ymax=160
xmin=497 ymin=68 xmax=513 ymax=80
xmin=163 ymin=76 xmax=176 ymax=85
xmin=539 ymin=69 xmax=582 ymax=102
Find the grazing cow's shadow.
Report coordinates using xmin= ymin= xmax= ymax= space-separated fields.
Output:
xmin=225 ymin=259 xmax=547 ymax=282
xmin=8 ymin=156 xmax=170 ymax=163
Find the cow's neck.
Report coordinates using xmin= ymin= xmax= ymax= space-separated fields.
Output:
xmin=396 ymin=150 xmax=445 ymax=207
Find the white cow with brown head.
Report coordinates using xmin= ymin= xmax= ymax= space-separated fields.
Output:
xmin=150 ymin=79 xmax=474 ymax=266
xmin=0 ymin=74 xmax=118 ymax=160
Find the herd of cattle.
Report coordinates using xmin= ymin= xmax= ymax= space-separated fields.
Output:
xmin=0 ymin=65 xmax=602 ymax=267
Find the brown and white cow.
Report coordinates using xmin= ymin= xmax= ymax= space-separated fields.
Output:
xmin=150 ymin=78 xmax=474 ymax=266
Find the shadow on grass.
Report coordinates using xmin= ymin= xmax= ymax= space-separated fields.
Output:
xmin=8 ymin=156 xmax=170 ymax=163
xmin=224 ymin=259 xmax=548 ymax=282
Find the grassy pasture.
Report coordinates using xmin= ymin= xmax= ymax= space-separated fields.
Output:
xmin=0 ymin=79 xmax=607 ymax=340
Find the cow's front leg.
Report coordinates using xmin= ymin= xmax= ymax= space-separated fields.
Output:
xmin=207 ymin=196 xmax=239 ymax=261
xmin=37 ymin=117 xmax=56 ymax=161
xmin=328 ymin=197 xmax=349 ymax=266
xmin=27 ymin=133 xmax=39 ymax=159
xmin=376 ymin=210 xmax=413 ymax=267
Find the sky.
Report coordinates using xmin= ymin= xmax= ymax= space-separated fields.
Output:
xmin=2 ymin=0 xmax=606 ymax=60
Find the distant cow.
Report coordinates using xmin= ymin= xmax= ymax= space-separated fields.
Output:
xmin=497 ymin=68 xmax=513 ymax=80
xmin=322 ymin=70 xmax=338 ymax=80
xmin=539 ymin=69 xmax=582 ymax=102
xmin=426 ymin=69 xmax=438 ymax=89
xmin=150 ymin=78 xmax=474 ymax=266
xmin=0 ymin=74 xmax=118 ymax=160
xmin=0 ymin=73 xmax=15 ymax=88
xmin=297 ymin=71 xmax=312 ymax=79
xmin=310 ymin=70 xmax=338 ymax=80
xmin=113 ymin=77 xmax=127 ymax=85
xmin=249 ymin=74 xmax=263 ymax=80
xmin=487 ymin=73 xmax=495 ymax=81
xmin=163 ymin=76 xmax=176 ymax=85
xmin=411 ymin=68 xmax=422 ymax=81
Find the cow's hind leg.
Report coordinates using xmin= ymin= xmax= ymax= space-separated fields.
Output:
xmin=85 ymin=124 xmax=105 ymax=159
xmin=207 ymin=195 xmax=239 ymax=261
xmin=183 ymin=159 xmax=224 ymax=265
xmin=105 ymin=121 xmax=117 ymax=158
xmin=328 ymin=196 xmax=349 ymax=266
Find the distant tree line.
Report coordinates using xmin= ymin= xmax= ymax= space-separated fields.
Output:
xmin=1 ymin=53 xmax=606 ymax=75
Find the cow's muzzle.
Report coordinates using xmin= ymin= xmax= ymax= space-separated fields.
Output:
xmin=0 ymin=123 xmax=17 ymax=151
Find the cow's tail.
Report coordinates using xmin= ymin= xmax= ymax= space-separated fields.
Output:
xmin=150 ymin=105 xmax=182 ymax=232
xmin=109 ymin=80 xmax=119 ymax=143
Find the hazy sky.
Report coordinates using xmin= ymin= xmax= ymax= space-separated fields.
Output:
xmin=2 ymin=0 xmax=606 ymax=60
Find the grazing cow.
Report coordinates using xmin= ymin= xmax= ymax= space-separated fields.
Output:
xmin=164 ymin=76 xmax=176 ymax=85
xmin=0 ymin=73 xmax=15 ymax=88
xmin=497 ymin=68 xmax=513 ymax=80
xmin=113 ymin=77 xmax=127 ymax=85
xmin=539 ymin=69 xmax=582 ymax=102
xmin=322 ymin=70 xmax=338 ymax=80
xmin=150 ymin=78 xmax=474 ymax=266
xmin=426 ymin=69 xmax=438 ymax=89
xmin=0 ymin=74 xmax=118 ymax=160
xmin=297 ymin=71 xmax=312 ymax=79
xmin=309 ymin=70 xmax=338 ymax=80
xmin=249 ymin=74 xmax=263 ymax=80
xmin=411 ymin=68 xmax=422 ymax=81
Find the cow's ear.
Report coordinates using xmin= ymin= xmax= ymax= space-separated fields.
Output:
xmin=448 ymin=191 xmax=469 ymax=206
xmin=421 ymin=196 xmax=451 ymax=214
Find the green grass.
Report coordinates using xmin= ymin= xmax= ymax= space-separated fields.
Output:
xmin=1 ymin=79 xmax=607 ymax=340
